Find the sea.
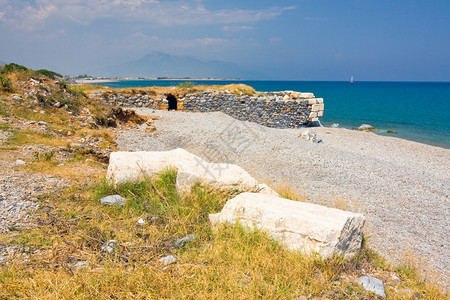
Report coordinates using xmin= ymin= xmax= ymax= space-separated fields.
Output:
xmin=93 ymin=80 xmax=450 ymax=149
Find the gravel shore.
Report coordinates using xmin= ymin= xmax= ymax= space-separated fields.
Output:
xmin=118 ymin=109 xmax=450 ymax=288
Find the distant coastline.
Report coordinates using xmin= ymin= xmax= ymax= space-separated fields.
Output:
xmin=75 ymin=77 xmax=240 ymax=85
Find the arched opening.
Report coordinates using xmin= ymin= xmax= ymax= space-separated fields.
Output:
xmin=167 ymin=94 xmax=177 ymax=111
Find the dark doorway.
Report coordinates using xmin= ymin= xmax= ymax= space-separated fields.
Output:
xmin=167 ymin=94 xmax=177 ymax=110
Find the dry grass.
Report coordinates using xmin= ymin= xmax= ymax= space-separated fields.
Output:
xmin=273 ymin=183 xmax=308 ymax=202
xmin=0 ymin=170 xmax=446 ymax=299
xmin=79 ymin=83 xmax=256 ymax=98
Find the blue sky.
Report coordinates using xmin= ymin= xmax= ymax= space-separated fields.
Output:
xmin=1 ymin=0 xmax=449 ymax=81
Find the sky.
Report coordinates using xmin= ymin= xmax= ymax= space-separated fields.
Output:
xmin=1 ymin=0 xmax=449 ymax=81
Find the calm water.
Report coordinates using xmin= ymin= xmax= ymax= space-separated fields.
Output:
xmin=94 ymin=80 xmax=450 ymax=149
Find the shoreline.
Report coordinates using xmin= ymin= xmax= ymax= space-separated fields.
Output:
xmin=322 ymin=124 xmax=450 ymax=150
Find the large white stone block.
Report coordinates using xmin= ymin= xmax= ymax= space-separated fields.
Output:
xmin=176 ymin=162 xmax=259 ymax=194
xmin=106 ymin=148 xmax=200 ymax=185
xmin=106 ymin=149 xmax=279 ymax=196
xmin=209 ymin=193 xmax=365 ymax=259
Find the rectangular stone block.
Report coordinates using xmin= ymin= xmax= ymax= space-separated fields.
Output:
xmin=300 ymin=93 xmax=315 ymax=99
xmin=309 ymin=112 xmax=318 ymax=119
xmin=312 ymin=104 xmax=325 ymax=112
xmin=209 ymin=193 xmax=365 ymax=259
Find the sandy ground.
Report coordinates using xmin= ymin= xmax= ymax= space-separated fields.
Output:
xmin=117 ymin=109 xmax=450 ymax=288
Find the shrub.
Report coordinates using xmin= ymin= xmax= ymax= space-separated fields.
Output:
xmin=34 ymin=69 xmax=62 ymax=80
xmin=0 ymin=75 xmax=12 ymax=92
xmin=0 ymin=63 xmax=28 ymax=74
xmin=178 ymin=81 xmax=195 ymax=89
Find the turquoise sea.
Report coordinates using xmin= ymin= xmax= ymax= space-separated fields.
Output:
xmin=94 ymin=80 xmax=450 ymax=149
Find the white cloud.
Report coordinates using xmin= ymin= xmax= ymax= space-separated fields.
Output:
xmin=221 ymin=25 xmax=254 ymax=32
xmin=126 ymin=32 xmax=236 ymax=50
xmin=0 ymin=1 xmax=295 ymax=31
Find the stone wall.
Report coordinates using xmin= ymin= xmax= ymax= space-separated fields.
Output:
xmin=102 ymin=90 xmax=324 ymax=128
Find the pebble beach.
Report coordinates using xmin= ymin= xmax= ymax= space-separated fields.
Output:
xmin=118 ymin=109 xmax=450 ymax=288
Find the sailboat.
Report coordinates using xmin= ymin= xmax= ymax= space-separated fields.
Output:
xmin=350 ymin=75 xmax=354 ymax=83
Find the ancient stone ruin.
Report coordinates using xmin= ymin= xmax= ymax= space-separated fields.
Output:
xmin=102 ymin=90 xmax=324 ymax=128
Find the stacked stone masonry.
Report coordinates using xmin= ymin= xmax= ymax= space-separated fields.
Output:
xmin=103 ymin=90 xmax=324 ymax=128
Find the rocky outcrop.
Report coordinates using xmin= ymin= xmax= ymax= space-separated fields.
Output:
xmin=209 ymin=192 xmax=365 ymax=259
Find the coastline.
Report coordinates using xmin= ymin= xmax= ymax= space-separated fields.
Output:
xmin=75 ymin=79 xmax=120 ymax=84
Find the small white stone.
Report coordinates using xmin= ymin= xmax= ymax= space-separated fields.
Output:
xmin=358 ymin=276 xmax=386 ymax=298
xmin=15 ymin=160 xmax=27 ymax=166
xmin=137 ymin=218 xmax=145 ymax=225
xmin=158 ymin=255 xmax=177 ymax=269
xmin=100 ymin=195 xmax=125 ymax=206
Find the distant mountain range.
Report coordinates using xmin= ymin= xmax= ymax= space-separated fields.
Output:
xmin=92 ymin=52 xmax=268 ymax=80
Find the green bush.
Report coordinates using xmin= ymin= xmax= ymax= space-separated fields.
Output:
xmin=0 ymin=63 xmax=28 ymax=74
xmin=0 ymin=75 xmax=12 ymax=92
xmin=178 ymin=81 xmax=195 ymax=89
xmin=34 ymin=69 xmax=62 ymax=79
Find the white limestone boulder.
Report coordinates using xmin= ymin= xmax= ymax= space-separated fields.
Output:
xmin=106 ymin=149 xmax=278 ymax=196
xmin=209 ymin=193 xmax=365 ymax=259
xmin=106 ymin=148 xmax=200 ymax=186
xmin=175 ymin=162 xmax=277 ymax=195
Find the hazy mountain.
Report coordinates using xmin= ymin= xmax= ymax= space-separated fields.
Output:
xmin=92 ymin=52 xmax=268 ymax=79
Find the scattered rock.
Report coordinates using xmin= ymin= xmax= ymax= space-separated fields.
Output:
xmin=67 ymin=260 xmax=89 ymax=271
xmin=330 ymin=123 xmax=340 ymax=128
xmin=99 ymin=195 xmax=125 ymax=206
xmin=69 ymin=143 xmax=86 ymax=148
xmin=12 ymin=95 xmax=22 ymax=101
xmin=390 ymin=274 xmax=401 ymax=282
xmin=400 ymin=289 xmax=421 ymax=299
xmin=386 ymin=130 xmax=397 ymax=134
xmin=357 ymin=276 xmax=386 ymax=298
xmin=101 ymin=240 xmax=118 ymax=254
xmin=158 ymin=255 xmax=177 ymax=269
xmin=209 ymin=192 xmax=365 ymax=259
xmin=358 ymin=124 xmax=376 ymax=131
xmin=14 ymin=160 xmax=26 ymax=166
xmin=37 ymin=121 xmax=48 ymax=126
xmin=137 ymin=218 xmax=145 ymax=225
xmin=174 ymin=234 xmax=196 ymax=247
xmin=299 ymin=130 xmax=324 ymax=143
